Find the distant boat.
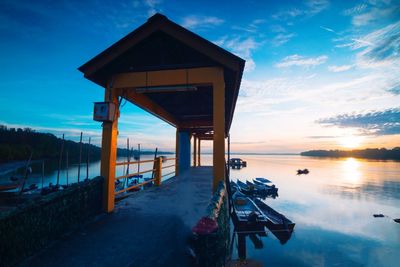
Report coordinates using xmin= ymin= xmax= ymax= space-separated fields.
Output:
xmin=229 ymin=158 xmax=247 ymax=168
xmin=297 ymin=169 xmax=309 ymax=175
xmin=231 ymin=191 xmax=267 ymax=231
xmin=253 ymin=198 xmax=295 ymax=244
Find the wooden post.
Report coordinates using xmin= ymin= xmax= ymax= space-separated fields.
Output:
xmin=175 ymin=128 xmax=179 ymax=176
xmin=100 ymin=81 xmax=119 ymax=213
xmin=193 ymin=136 xmax=197 ymax=167
xmin=154 ymin=157 xmax=162 ymax=186
xmin=213 ymin=69 xmax=225 ymax=191
xmin=77 ymin=132 xmax=83 ymax=182
xmin=198 ymin=138 xmax=201 ymax=166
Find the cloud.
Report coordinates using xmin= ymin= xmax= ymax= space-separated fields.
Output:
xmin=307 ymin=135 xmax=339 ymax=139
xmin=181 ymin=15 xmax=224 ymax=30
xmin=143 ymin=0 xmax=162 ymax=16
xmin=328 ymin=64 xmax=353 ymax=72
xmin=272 ymin=0 xmax=329 ymax=20
xmin=317 ymin=108 xmax=400 ymax=136
xmin=214 ymin=36 xmax=259 ymax=72
xmin=320 ymin=26 xmax=335 ymax=33
xmin=352 ymin=7 xmax=398 ymax=26
xmin=271 ymin=33 xmax=296 ymax=46
xmin=275 ymin=54 xmax=328 ymax=68
xmin=232 ymin=19 xmax=266 ymax=33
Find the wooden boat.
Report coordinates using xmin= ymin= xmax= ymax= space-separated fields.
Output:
xmin=246 ymin=180 xmax=278 ymax=195
xmin=231 ymin=191 xmax=267 ymax=231
xmin=0 ymin=182 xmax=20 ymax=192
xmin=255 ymin=177 xmax=271 ymax=184
xmin=253 ymin=198 xmax=295 ymax=244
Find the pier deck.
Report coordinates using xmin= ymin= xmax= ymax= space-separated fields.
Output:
xmin=21 ymin=167 xmax=213 ymax=267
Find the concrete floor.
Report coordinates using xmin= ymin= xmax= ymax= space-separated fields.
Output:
xmin=21 ymin=167 xmax=213 ymax=267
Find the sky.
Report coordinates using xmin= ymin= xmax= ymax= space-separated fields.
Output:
xmin=0 ymin=0 xmax=399 ymax=153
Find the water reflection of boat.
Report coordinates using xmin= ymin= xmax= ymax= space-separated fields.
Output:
xmin=253 ymin=198 xmax=295 ymax=244
xmin=231 ymin=191 xmax=267 ymax=231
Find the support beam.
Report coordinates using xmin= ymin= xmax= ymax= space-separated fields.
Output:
xmin=198 ymin=138 xmax=201 ymax=166
xmin=125 ymin=90 xmax=178 ymax=127
xmin=193 ymin=136 xmax=197 ymax=167
xmin=175 ymin=128 xmax=179 ymax=176
xmin=178 ymin=130 xmax=191 ymax=173
xmin=100 ymin=83 xmax=119 ymax=213
xmin=213 ymin=69 xmax=225 ymax=191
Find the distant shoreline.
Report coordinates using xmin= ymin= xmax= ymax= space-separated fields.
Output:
xmin=300 ymin=148 xmax=400 ymax=161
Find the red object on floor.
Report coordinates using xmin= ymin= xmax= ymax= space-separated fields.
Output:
xmin=192 ymin=217 xmax=218 ymax=235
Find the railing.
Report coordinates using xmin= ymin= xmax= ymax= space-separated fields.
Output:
xmin=114 ymin=157 xmax=176 ymax=195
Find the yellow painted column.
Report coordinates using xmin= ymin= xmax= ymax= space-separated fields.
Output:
xmin=154 ymin=157 xmax=162 ymax=186
xmin=193 ymin=136 xmax=197 ymax=167
xmin=100 ymin=82 xmax=119 ymax=213
xmin=175 ymin=128 xmax=179 ymax=176
xmin=212 ymin=69 xmax=225 ymax=191
xmin=198 ymin=138 xmax=201 ymax=166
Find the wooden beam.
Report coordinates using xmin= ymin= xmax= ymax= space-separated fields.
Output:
xmin=101 ymin=82 xmax=119 ymax=213
xmin=112 ymin=67 xmax=220 ymax=89
xmin=124 ymin=89 xmax=178 ymax=127
xmin=213 ymin=69 xmax=225 ymax=191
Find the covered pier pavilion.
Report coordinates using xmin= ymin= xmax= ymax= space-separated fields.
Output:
xmin=79 ymin=13 xmax=245 ymax=213
xmin=22 ymin=14 xmax=244 ymax=266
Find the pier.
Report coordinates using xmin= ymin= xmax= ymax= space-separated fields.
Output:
xmin=22 ymin=167 xmax=213 ymax=266
xmin=1 ymin=13 xmax=244 ymax=266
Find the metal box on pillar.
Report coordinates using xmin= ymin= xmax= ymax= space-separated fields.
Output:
xmin=93 ymin=102 xmax=116 ymax=122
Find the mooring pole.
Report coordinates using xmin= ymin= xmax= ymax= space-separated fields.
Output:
xmin=86 ymin=137 xmax=91 ymax=180
xmin=56 ymin=134 xmax=65 ymax=186
xmin=77 ymin=132 xmax=83 ymax=182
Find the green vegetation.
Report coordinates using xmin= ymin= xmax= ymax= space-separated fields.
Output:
xmin=300 ymin=147 xmax=400 ymax=160
xmin=0 ymin=125 xmax=172 ymax=163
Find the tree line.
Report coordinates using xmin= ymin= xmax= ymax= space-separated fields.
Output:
xmin=0 ymin=125 xmax=172 ymax=163
xmin=300 ymin=147 xmax=400 ymax=160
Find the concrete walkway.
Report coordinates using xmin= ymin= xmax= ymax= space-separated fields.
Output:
xmin=21 ymin=167 xmax=213 ymax=267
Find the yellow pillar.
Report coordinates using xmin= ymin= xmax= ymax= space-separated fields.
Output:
xmin=198 ymin=138 xmax=201 ymax=166
xmin=193 ymin=136 xmax=197 ymax=167
xmin=175 ymin=128 xmax=179 ymax=176
xmin=213 ymin=69 xmax=225 ymax=191
xmin=154 ymin=157 xmax=162 ymax=186
xmin=100 ymin=82 xmax=119 ymax=213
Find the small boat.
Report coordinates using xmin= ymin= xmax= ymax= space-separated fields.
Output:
xmin=0 ymin=182 xmax=20 ymax=192
xmin=297 ymin=169 xmax=309 ymax=175
xmin=394 ymin=218 xmax=400 ymax=224
xmin=231 ymin=191 xmax=267 ymax=231
xmin=230 ymin=181 xmax=239 ymax=193
xmin=41 ymin=183 xmax=60 ymax=195
xmin=246 ymin=180 xmax=278 ymax=195
xmin=254 ymin=177 xmax=271 ymax=184
xmin=230 ymin=158 xmax=247 ymax=169
xmin=253 ymin=198 xmax=295 ymax=231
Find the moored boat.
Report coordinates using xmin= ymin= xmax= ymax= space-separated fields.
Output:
xmin=231 ymin=191 xmax=267 ymax=231
xmin=254 ymin=177 xmax=271 ymax=184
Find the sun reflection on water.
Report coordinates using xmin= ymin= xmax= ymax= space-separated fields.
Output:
xmin=341 ymin=157 xmax=362 ymax=185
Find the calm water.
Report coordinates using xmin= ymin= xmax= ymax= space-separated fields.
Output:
xmin=225 ymin=155 xmax=400 ymax=267
xmin=2 ymin=154 xmax=399 ymax=266
xmin=0 ymin=154 xmax=176 ymax=188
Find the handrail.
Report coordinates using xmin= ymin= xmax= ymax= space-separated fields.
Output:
xmin=116 ymin=159 xmax=155 ymax=166
xmin=115 ymin=178 xmax=155 ymax=195
xmin=115 ymin=169 xmax=155 ymax=180
xmin=161 ymin=164 xmax=175 ymax=169
xmin=161 ymin=171 xmax=175 ymax=178
xmin=163 ymin=157 xmax=176 ymax=161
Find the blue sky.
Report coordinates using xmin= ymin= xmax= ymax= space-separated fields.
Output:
xmin=0 ymin=0 xmax=399 ymax=152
